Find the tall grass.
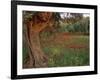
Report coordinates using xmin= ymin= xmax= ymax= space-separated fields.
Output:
xmin=42 ymin=35 xmax=89 ymax=67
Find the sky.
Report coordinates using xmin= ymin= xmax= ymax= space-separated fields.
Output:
xmin=83 ymin=14 xmax=90 ymax=17
xmin=60 ymin=12 xmax=90 ymax=19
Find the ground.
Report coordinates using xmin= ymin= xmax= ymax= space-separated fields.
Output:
xmin=23 ymin=32 xmax=89 ymax=67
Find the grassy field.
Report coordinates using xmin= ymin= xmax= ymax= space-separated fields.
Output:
xmin=40 ymin=33 xmax=89 ymax=67
xmin=23 ymin=32 xmax=89 ymax=67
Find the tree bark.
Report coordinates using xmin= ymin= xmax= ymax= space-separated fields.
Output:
xmin=23 ymin=22 xmax=49 ymax=68
xmin=23 ymin=12 xmax=53 ymax=68
xmin=30 ymin=32 xmax=48 ymax=67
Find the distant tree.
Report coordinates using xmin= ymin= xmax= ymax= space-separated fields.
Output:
xmin=65 ymin=17 xmax=90 ymax=33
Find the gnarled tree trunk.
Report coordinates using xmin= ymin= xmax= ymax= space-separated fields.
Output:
xmin=23 ymin=12 xmax=53 ymax=68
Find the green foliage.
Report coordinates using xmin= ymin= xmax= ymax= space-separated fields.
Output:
xmin=43 ymin=46 xmax=89 ymax=67
xmin=59 ymin=17 xmax=90 ymax=33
